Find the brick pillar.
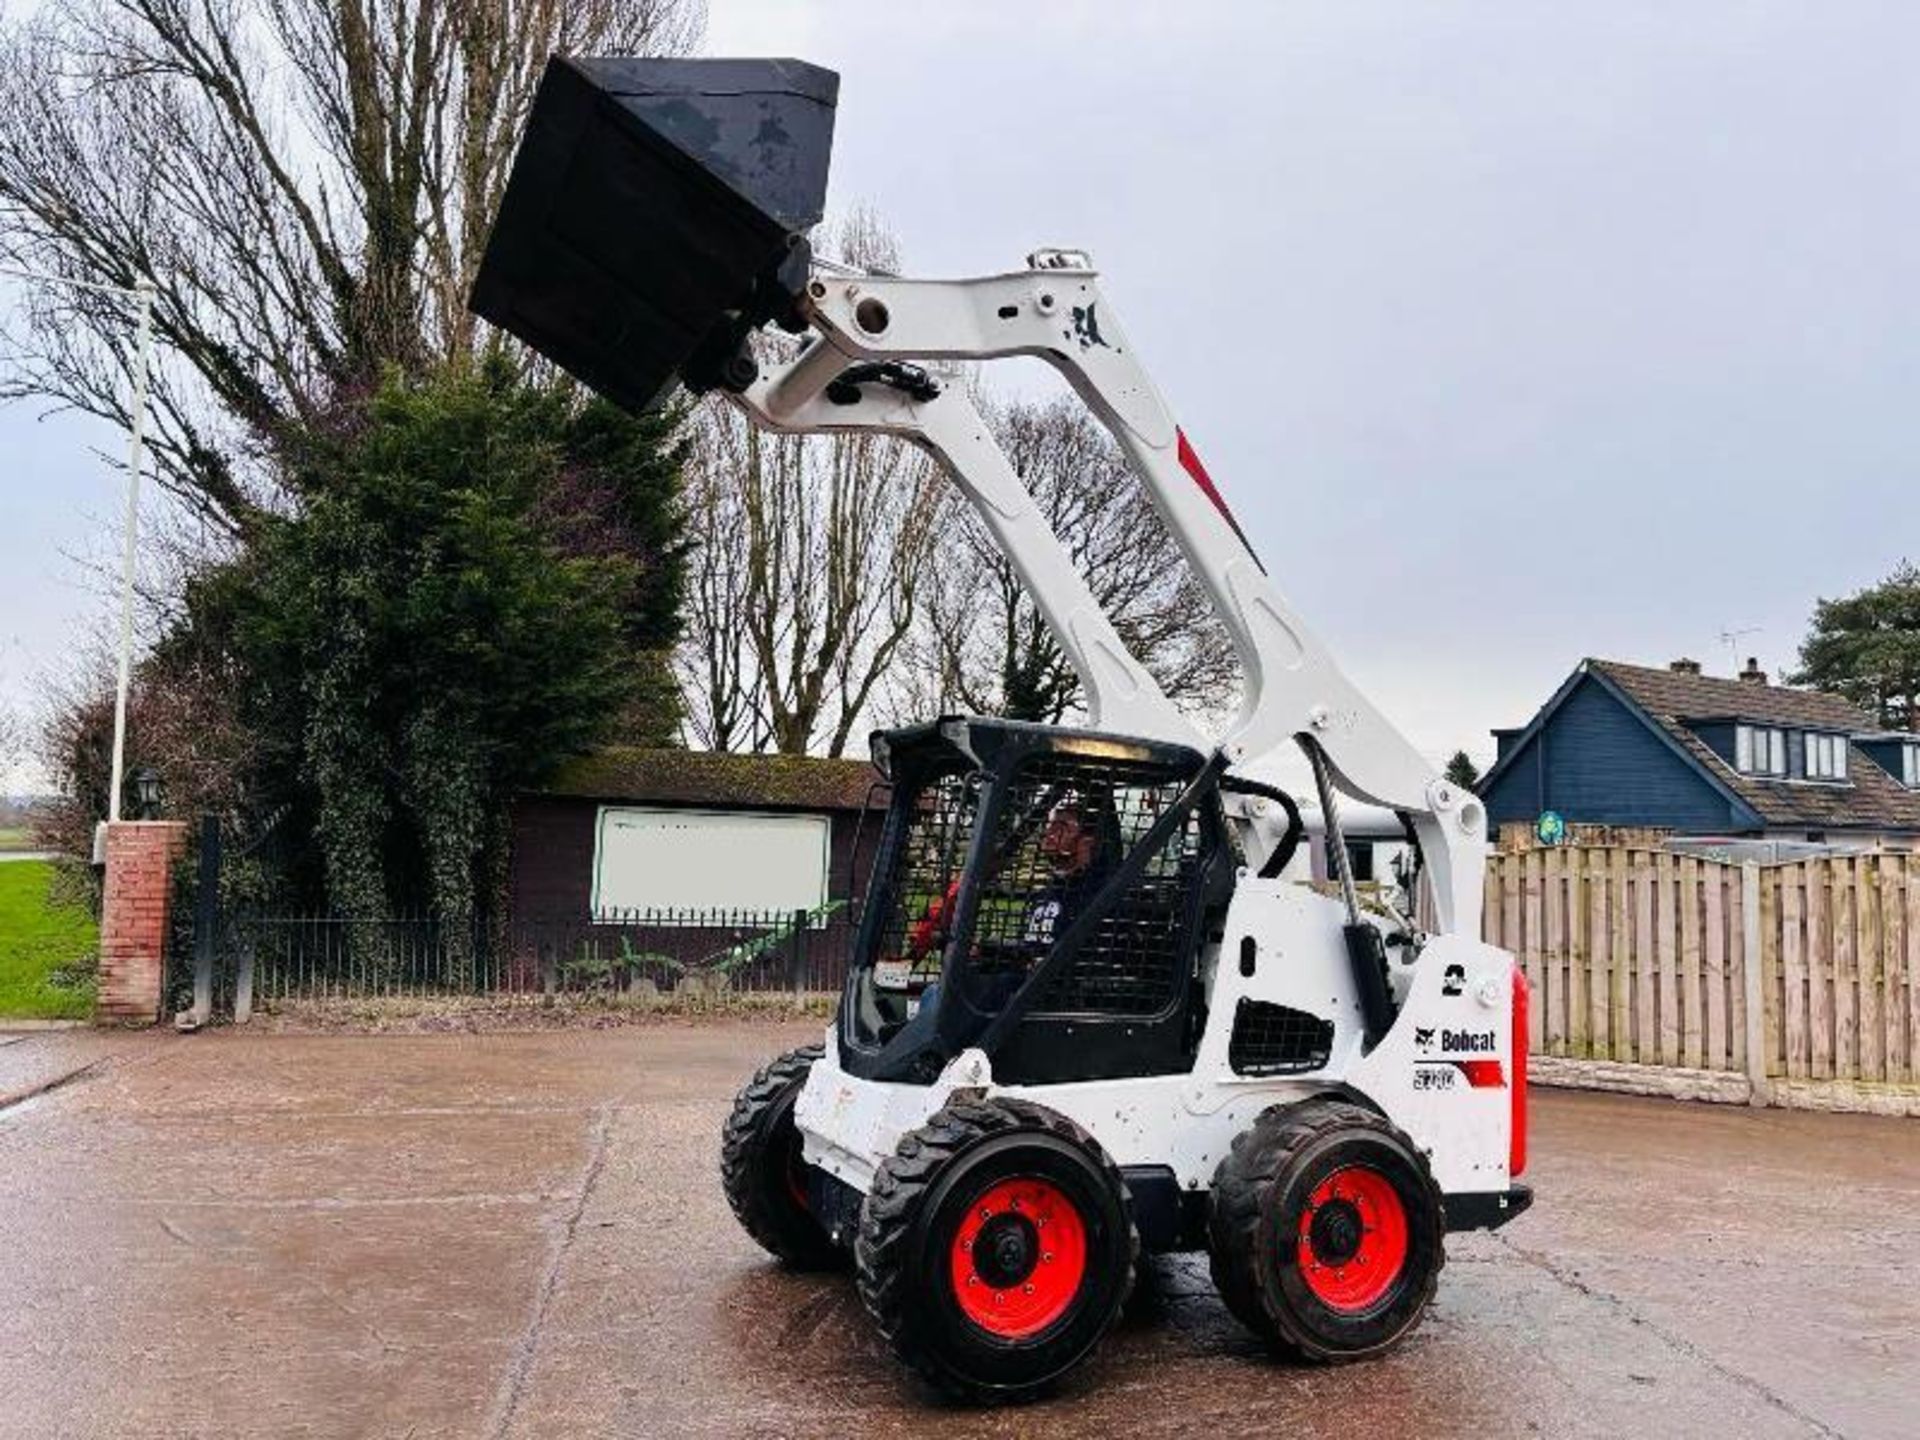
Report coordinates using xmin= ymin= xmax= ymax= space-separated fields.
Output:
xmin=96 ymin=821 xmax=190 ymax=1025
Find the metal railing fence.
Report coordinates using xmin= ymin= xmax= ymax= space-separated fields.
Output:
xmin=199 ymin=904 xmax=856 ymax=1010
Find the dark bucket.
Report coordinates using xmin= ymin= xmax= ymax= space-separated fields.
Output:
xmin=470 ymin=57 xmax=839 ymax=412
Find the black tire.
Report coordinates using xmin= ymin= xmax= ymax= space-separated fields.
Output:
xmin=855 ymin=1097 xmax=1138 ymax=1404
xmin=1208 ymin=1098 xmax=1444 ymax=1362
xmin=720 ymin=1044 xmax=842 ymax=1270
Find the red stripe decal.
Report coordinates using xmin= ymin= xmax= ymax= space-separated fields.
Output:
xmin=1453 ymin=1059 xmax=1506 ymax=1089
xmin=1511 ymin=968 xmax=1529 ymax=1176
xmin=1176 ymin=427 xmax=1235 ymax=524
xmin=1176 ymin=427 xmax=1261 ymax=565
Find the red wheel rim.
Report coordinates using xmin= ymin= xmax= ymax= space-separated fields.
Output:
xmin=948 ymin=1177 xmax=1089 ymax=1339
xmin=783 ymin=1131 xmax=810 ymax=1211
xmin=1294 ymin=1165 xmax=1409 ymax=1313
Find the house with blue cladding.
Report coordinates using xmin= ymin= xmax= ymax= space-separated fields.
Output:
xmin=1479 ymin=657 xmax=1920 ymax=849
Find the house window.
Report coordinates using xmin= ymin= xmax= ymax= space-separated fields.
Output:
xmin=1735 ymin=724 xmax=1785 ymax=777
xmin=1905 ymin=742 xmax=1920 ymax=788
xmin=1804 ymin=732 xmax=1849 ymax=782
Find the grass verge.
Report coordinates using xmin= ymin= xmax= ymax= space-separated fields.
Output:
xmin=0 ymin=860 xmax=97 ymax=1020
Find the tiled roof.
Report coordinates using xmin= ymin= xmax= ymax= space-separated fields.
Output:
xmin=1590 ymin=661 xmax=1920 ymax=832
xmin=536 ymin=747 xmax=884 ymax=811
xmin=1589 ymin=660 xmax=1867 ymax=731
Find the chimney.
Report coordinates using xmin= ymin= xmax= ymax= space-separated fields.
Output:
xmin=1669 ymin=658 xmax=1702 ymax=675
xmin=1739 ymin=656 xmax=1768 ymax=686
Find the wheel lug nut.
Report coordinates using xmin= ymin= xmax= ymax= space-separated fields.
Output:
xmin=995 ymin=1292 xmax=1005 ymax=1305
xmin=1042 ymin=1252 xmax=1054 ymax=1263
xmin=967 ymin=1276 xmax=978 ymax=1286
xmin=1023 ymin=1283 xmax=1035 ymax=1294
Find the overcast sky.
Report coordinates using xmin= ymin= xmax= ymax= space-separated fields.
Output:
xmin=3 ymin=1 xmax=1916 ymax=790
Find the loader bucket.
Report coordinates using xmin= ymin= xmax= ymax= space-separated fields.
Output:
xmin=470 ymin=56 xmax=839 ymax=412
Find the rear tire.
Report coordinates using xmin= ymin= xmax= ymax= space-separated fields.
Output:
xmin=855 ymin=1097 xmax=1137 ymax=1404
xmin=1208 ymin=1099 xmax=1444 ymax=1361
xmin=720 ymin=1044 xmax=842 ymax=1270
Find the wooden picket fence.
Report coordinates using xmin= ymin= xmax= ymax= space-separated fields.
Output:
xmin=1484 ymin=847 xmax=1920 ymax=1088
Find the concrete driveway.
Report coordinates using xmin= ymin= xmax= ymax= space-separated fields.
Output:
xmin=0 ymin=1020 xmax=1914 ymax=1439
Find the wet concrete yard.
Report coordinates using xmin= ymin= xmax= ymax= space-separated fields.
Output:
xmin=1 ymin=1020 xmax=1914 ymax=1438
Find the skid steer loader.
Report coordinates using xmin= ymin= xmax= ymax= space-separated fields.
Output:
xmin=472 ymin=56 xmax=1530 ymax=1404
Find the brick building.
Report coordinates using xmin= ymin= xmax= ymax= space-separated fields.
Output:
xmin=509 ymin=747 xmax=887 ymax=922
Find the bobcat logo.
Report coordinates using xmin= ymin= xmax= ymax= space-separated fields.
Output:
xmin=1069 ymin=302 xmax=1109 ymax=350
xmin=1414 ymin=1026 xmax=1436 ymax=1051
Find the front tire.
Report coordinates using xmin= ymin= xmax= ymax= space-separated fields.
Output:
xmin=720 ymin=1044 xmax=842 ymax=1269
xmin=855 ymin=1097 xmax=1137 ymax=1404
xmin=1208 ymin=1099 xmax=1444 ymax=1362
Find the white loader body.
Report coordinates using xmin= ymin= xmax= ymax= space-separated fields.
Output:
xmin=797 ymin=883 xmax=1519 ymax=1205
xmin=472 ymin=55 xmax=1533 ymax=1399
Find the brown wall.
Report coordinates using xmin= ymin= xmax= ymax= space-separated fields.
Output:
xmin=508 ymin=795 xmax=883 ymax=921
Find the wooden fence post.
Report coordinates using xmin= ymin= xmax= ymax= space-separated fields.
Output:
xmin=1907 ymin=855 xmax=1920 ymax=1084
xmin=1740 ymin=862 xmax=1770 ymax=1106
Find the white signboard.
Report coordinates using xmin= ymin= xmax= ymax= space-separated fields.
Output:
xmin=591 ymin=806 xmax=831 ymax=916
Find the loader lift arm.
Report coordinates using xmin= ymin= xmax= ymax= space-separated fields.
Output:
xmin=467 ymin=53 xmax=1488 ymax=938
xmin=732 ymin=259 xmax=1488 ymax=937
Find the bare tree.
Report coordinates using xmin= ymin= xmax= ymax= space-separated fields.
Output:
xmin=678 ymin=403 xmax=942 ymax=756
xmin=675 ymin=211 xmax=944 ymax=757
xmin=675 ymin=411 xmax=768 ymax=753
xmin=896 ymin=393 xmax=1240 ymax=729
xmin=0 ymin=703 xmax=21 ymax=789
xmin=32 ymin=632 xmax=260 ymax=869
xmin=0 ymin=0 xmax=703 ymax=535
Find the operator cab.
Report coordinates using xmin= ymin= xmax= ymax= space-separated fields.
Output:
xmin=841 ymin=717 xmax=1234 ymax=1085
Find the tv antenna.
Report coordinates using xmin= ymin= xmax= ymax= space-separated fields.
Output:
xmin=1717 ymin=626 xmax=1760 ymax=673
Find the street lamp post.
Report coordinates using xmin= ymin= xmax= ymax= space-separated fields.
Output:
xmin=0 ymin=266 xmax=157 ymax=834
xmin=107 ymin=280 xmax=155 ymax=825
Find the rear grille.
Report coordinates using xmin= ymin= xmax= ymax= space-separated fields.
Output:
xmin=1228 ymin=999 xmax=1334 ymax=1075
